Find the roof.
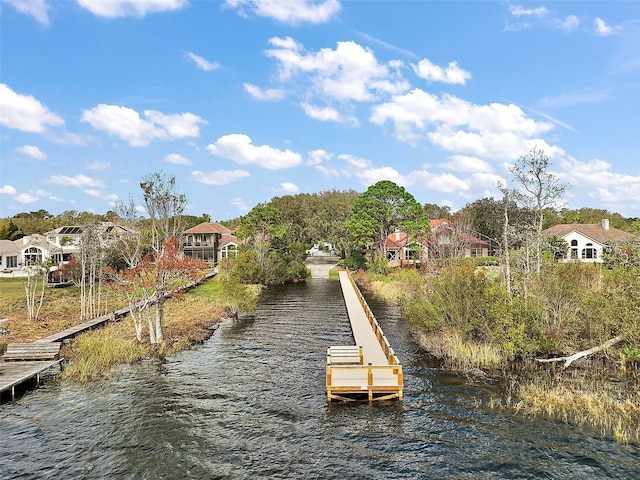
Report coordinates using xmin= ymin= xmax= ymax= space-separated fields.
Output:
xmin=183 ymin=222 xmax=234 ymax=235
xmin=542 ymin=223 xmax=637 ymax=244
xmin=0 ymin=239 xmax=19 ymax=255
xmin=219 ymin=235 xmax=239 ymax=247
xmin=46 ymin=222 xmax=138 ymax=236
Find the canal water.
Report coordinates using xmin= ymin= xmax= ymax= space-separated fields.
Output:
xmin=1 ymin=279 xmax=638 ymax=479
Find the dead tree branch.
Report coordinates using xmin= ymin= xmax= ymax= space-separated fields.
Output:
xmin=535 ymin=335 xmax=625 ymax=368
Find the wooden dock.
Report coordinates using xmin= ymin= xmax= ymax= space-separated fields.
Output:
xmin=326 ymin=271 xmax=403 ymax=402
xmin=1 ymin=271 xmax=219 ymax=402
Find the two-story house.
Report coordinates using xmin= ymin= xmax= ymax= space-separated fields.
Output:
xmin=182 ymin=222 xmax=239 ymax=264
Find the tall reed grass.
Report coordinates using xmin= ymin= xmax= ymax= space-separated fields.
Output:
xmin=490 ymin=370 xmax=640 ymax=445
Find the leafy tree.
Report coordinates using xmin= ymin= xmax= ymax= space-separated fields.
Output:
xmin=346 ymin=180 xmax=429 ymax=258
xmin=104 ymin=237 xmax=206 ymax=343
xmin=423 ymin=203 xmax=451 ymax=220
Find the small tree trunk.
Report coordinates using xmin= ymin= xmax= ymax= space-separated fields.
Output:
xmin=154 ymin=298 xmax=164 ymax=343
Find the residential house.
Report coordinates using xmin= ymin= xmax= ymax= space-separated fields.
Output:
xmin=542 ymin=219 xmax=638 ymax=263
xmin=0 ymin=234 xmax=62 ymax=272
xmin=182 ymin=222 xmax=239 ymax=264
xmin=45 ymin=222 xmax=139 ymax=262
xmin=385 ymin=219 xmax=492 ymax=267
xmin=1 ymin=222 xmax=139 ymax=280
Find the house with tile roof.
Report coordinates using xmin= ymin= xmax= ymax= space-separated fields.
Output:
xmin=182 ymin=222 xmax=239 ymax=265
xmin=542 ymin=219 xmax=638 ymax=263
xmin=385 ymin=219 xmax=493 ymax=267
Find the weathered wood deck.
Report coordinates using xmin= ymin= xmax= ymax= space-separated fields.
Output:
xmin=326 ymin=271 xmax=403 ymax=402
xmin=0 ymin=360 xmax=62 ymax=401
xmin=1 ymin=271 xmax=218 ymax=402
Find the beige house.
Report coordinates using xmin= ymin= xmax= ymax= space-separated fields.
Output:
xmin=542 ymin=219 xmax=638 ymax=263
xmin=182 ymin=222 xmax=239 ymax=264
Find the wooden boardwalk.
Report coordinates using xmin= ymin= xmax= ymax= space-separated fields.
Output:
xmin=1 ymin=271 xmax=218 ymax=402
xmin=326 ymin=271 xmax=403 ymax=402
xmin=0 ymin=360 xmax=63 ymax=401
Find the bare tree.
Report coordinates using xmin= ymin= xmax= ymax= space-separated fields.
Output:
xmin=509 ymin=147 xmax=570 ymax=273
xmin=140 ymin=172 xmax=187 ymax=252
xmin=139 ymin=172 xmax=189 ymax=343
xmin=24 ymin=264 xmax=47 ymax=321
xmin=427 ymin=215 xmax=475 ymax=261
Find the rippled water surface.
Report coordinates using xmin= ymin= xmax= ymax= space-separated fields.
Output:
xmin=1 ymin=279 xmax=638 ymax=479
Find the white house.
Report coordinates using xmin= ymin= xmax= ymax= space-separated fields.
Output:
xmin=0 ymin=234 xmax=62 ymax=273
xmin=1 ymin=222 xmax=139 ymax=277
xmin=542 ymin=219 xmax=638 ymax=263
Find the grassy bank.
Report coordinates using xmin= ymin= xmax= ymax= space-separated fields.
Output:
xmin=355 ymin=269 xmax=640 ymax=444
xmin=1 ymin=276 xmax=257 ymax=382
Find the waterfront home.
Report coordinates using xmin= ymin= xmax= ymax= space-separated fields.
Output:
xmin=542 ymin=219 xmax=638 ymax=263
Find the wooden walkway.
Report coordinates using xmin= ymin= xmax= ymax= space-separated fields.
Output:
xmin=326 ymin=271 xmax=403 ymax=402
xmin=1 ymin=271 xmax=218 ymax=402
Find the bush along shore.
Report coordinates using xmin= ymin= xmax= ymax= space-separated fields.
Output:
xmin=0 ymin=276 xmax=259 ymax=383
xmin=355 ymin=265 xmax=640 ymax=445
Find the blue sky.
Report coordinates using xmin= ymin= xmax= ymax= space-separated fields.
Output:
xmin=1 ymin=0 xmax=639 ymax=221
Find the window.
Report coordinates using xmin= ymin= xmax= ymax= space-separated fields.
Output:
xmin=6 ymin=256 xmax=17 ymax=268
xmin=221 ymin=244 xmax=238 ymax=259
xmin=570 ymin=239 xmax=578 ymax=259
xmin=387 ymin=250 xmax=398 ymax=261
xmin=24 ymin=246 xmax=43 ymax=265
xmin=404 ymin=248 xmax=420 ymax=261
xmin=470 ymin=248 xmax=484 ymax=257
xmin=582 ymin=242 xmax=597 ymax=260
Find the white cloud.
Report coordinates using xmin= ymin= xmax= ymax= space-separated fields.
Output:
xmin=76 ymin=0 xmax=188 ymax=18
xmin=81 ymin=104 xmax=205 ymax=146
xmin=301 ymin=103 xmax=352 ymax=123
xmin=509 ymin=5 xmax=548 ymax=18
xmin=441 ymin=155 xmax=492 ymax=173
xmin=558 ymin=157 xmax=640 ymax=212
xmin=226 ymin=0 xmax=341 ymax=25
xmin=557 ymin=15 xmax=580 ymax=33
xmin=207 ymin=133 xmax=302 ymax=169
xmin=87 ymin=161 xmax=110 ymax=170
xmin=47 ymin=174 xmax=105 ymax=188
xmin=244 ymin=83 xmax=286 ymax=101
xmin=192 ymin=169 xmax=251 ymax=185
xmin=84 ymin=189 xmax=119 ymax=202
xmin=411 ymin=171 xmax=472 ymax=194
xmin=165 ymin=153 xmax=192 ymax=165
xmin=4 ymin=0 xmax=50 ymax=25
xmin=265 ymin=38 xmax=409 ymax=102
xmin=0 ymin=83 xmax=64 ymax=133
xmin=371 ymin=88 xmax=554 ymax=160
xmin=315 ymin=165 xmax=340 ymax=178
xmin=230 ymin=197 xmax=248 ymax=211
xmin=594 ymin=18 xmax=621 ymax=37
xmin=412 ymin=59 xmax=471 ymax=85
xmin=187 ymin=52 xmax=220 ymax=71
xmin=280 ymin=182 xmax=299 ymax=193
xmin=16 ymin=145 xmax=47 ymax=160
xmin=0 ymin=185 xmax=17 ymax=195
xmin=306 ymin=149 xmax=333 ymax=165
xmin=15 ymin=192 xmax=39 ymax=204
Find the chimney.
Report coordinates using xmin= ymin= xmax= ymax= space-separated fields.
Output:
xmin=395 ymin=228 xmax=400 ymax=241
xmin=602 ymin=219 xmax=609 ymax=230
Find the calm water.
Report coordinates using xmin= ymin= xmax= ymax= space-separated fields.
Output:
xmin=1 ymin=279 xmax=638 ymax=479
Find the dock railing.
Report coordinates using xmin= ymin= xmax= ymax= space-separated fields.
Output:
xmin=326 ymin=272 xmax=403 ymax=402
xmin=344 ymin=272 xmax=401 ymax=366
